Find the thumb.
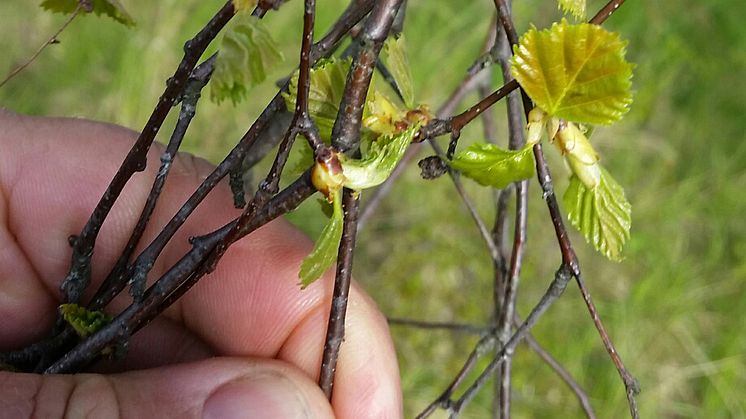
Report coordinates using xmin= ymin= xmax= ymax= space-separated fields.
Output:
xmin=1 ymin=358 xmax=335 ymax=419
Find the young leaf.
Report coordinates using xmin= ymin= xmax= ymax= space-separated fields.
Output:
xmin=232 ymin=0 xmax=257 ymax=12
xmin=511 ymin=19 xmax=633 ymax=125
xmin=283 ymin=58 xmax=351 ymax=140
xmin=299 ymin=189 xmax=344 ymax=287
xmin=381 ymin=34 xmax=415 ymax=108
xmin=211 ymin=13 xmax=284 ymax=105
xmin=340 ymin=124 xmax=420 ymax=190
xmin=41 ymin=0 xmax=135 ymax=26
xmin=563 ymin=168 xmax=631 ymax=261
xmin=450 ymin=142 xmax=536 ymax=189
xmin=558 ymin=0 xmax=586 ymax=19
xmin=553 ymin=120 xmax=601 ymax=188
xmin=59 ymin=304 xmax=112 ymax=338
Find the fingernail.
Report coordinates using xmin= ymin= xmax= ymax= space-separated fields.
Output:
xmin=203 ymin=374 xmax=312 ymax=419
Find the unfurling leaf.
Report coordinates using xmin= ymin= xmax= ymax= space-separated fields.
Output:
xmin=381 ymin=34 xmax=415 ymax=108
xmin=450 ymin=142 xmax=536 ymax=189
xmin=563 ymin=168 xmax=631 ymax=261
xmin=283 ymin=58 xmax=351 ymax=140
xmin=511 ymin=19 xmax=633 ymax=125
xmin=553 ymin=120 xmax=600 ymax=188
xmin=340 ymin=124 xmax=420 ymax=190
xmin=60 ymin=304 xmax=112 ymax=338
xmin=211 ymin=13 xmax=284 ymax=105
xmin=41 ymin=0 xmax=135 ymax=26
xmin=299 ymin=189 xmax=344 ymax=287
xmin=232 ymin=0 xmax=257 ymax=12
xmin=558 ymin=0 xmax=586 ymax=19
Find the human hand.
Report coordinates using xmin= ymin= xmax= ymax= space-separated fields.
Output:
xmin=0 ymin=110 xmax=401 ymax=418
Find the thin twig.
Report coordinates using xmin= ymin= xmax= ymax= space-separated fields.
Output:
xmin=416 ymin=334 xmax=499 ymax=419
xmin=61 ymin=0 xmax=237 ymax=304
xmin=318 ymin=0 xmax=405 ymax=398
xmin=93 ymin=55 xmax=217 ymax=307
xmin=518 ymin=317 xmax=597 ymax=419
xmin=357 ymin=67 xmax=491 ymax=230
xmin=387 ymin=317 xmax=488 ymax=334
xmin=125 ymin=0 xmax=373 ymax=300
xmin=493 ymin=1 xmax=640 ymax=416
xmin=318 ymin=189 xmax=360 ymax=398
xmin=45 ymin=173 xmax=316 ymax=374
xmin=418 ymin=265 xmax=573 ymax=418
xmin=448 ymin=265 xmax=574 ymax=417
xmin=491 ymin=2 xmax=528 ymax=416
xmin=0 ymin=4 xmax=82 ymax=89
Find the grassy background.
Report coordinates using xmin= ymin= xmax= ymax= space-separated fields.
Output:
xmin=2 ymin=0 xmax=745 ymax=417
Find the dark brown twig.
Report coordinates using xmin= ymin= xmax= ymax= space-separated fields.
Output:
xmin=318 ymin=0 xmax=404 ymax=399
xmin=318 ymin=189 xmax=360 ymax=398
xmin=61 ymin=0 xmax=237 ymax=304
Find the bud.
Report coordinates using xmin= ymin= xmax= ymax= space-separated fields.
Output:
xmin=311 ymin=148 xmax=346 ymax=202
xmin=554 ymin=121 xmax=601 ymax=189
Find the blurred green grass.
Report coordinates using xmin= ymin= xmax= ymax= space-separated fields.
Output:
xmin=2 ymin=0 xmax=745 ymax=417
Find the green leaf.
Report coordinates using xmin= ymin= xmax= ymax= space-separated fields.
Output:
xmin=340 ymin=124 xmax=420 ymax=190
xmin=60 ymin=304 xmax=112 ymax=338
xmin=511 ymin=19 xmax=633 ymax=125
xmin=563 ymin=168 xmax=631 ymax=261
xmin=450 ymin=142 xmax=536 ymax=189
xmin=283 ymin=58 xmax=351 ymax=140
xmin=299 ymin=189 xmax=344 ymax=287
xmin=211 ymin=13 xmax=284 ymax=105
xmin=41 ymin=0 xmax=135 ymax=26
xmin=381 ymin=34 xmax=415 ymax=108
xmin=558 ymin=0 xmax=586 ymax=19
xmin=232 ymin=0 xmax=257 ymax=12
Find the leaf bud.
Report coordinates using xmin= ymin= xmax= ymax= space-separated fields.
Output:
xmin=311 ymin=148 xmax=346 ymax=202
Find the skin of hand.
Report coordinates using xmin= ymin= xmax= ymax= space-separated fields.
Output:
xmin=0 ymin=110 xmax=402 ymax=419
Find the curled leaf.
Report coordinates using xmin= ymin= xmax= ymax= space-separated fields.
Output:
xmin=563 ymin=168 xmax=631 ymax=261
xmin=554 ymin=120 xmax=600 ymax=188
xmin=381 ymin=34 xmax=415 ymax=108
xmin=299 ymin=189 xmax=344 ymax=287
xmin=283 ymin=58 xmax=351 ymax=140
xmin=450 ymin=142 xmax=536 ymax=189
xmin=41 ymin=0 xmax=135 ymax=26
xmin=511 ymin=19 xmax=633 ymax=125
xmin=211 ymin=13 xmax=284 ymax=105
xmin=60 ymin=304 xmax=112 ymax=338
xmin=340 ymin=124 xmax=420 ymax=190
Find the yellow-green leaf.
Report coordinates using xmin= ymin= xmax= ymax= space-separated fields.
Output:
xmin=283 ymin=58 xmax=351 ymax=140
xmin=563 ymin=168 xmax=631 ymax=261
xmin=233 ymin=0 xmax=257 ymax=12
xmin=41 ymin=0 xmax=135 ymax=26
xmin=558 ymin=0 xmax=586 ymax=19
xmin=211 ymin=13 xmax=284 ymax=105
xmin=340 ymin=124 xmax=420 ymax=190
xmin=511 ymin=20 xmax=633 ymax=125
xmin=450 ymin=142 xmax=536 ymax=189
xmin=381 ymin=34 xmax=415 ymax=108
xmin=299 ymin=189 xmax=344 ymax=287
xmin=60 ymin=304 xmax=112 ymax=338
